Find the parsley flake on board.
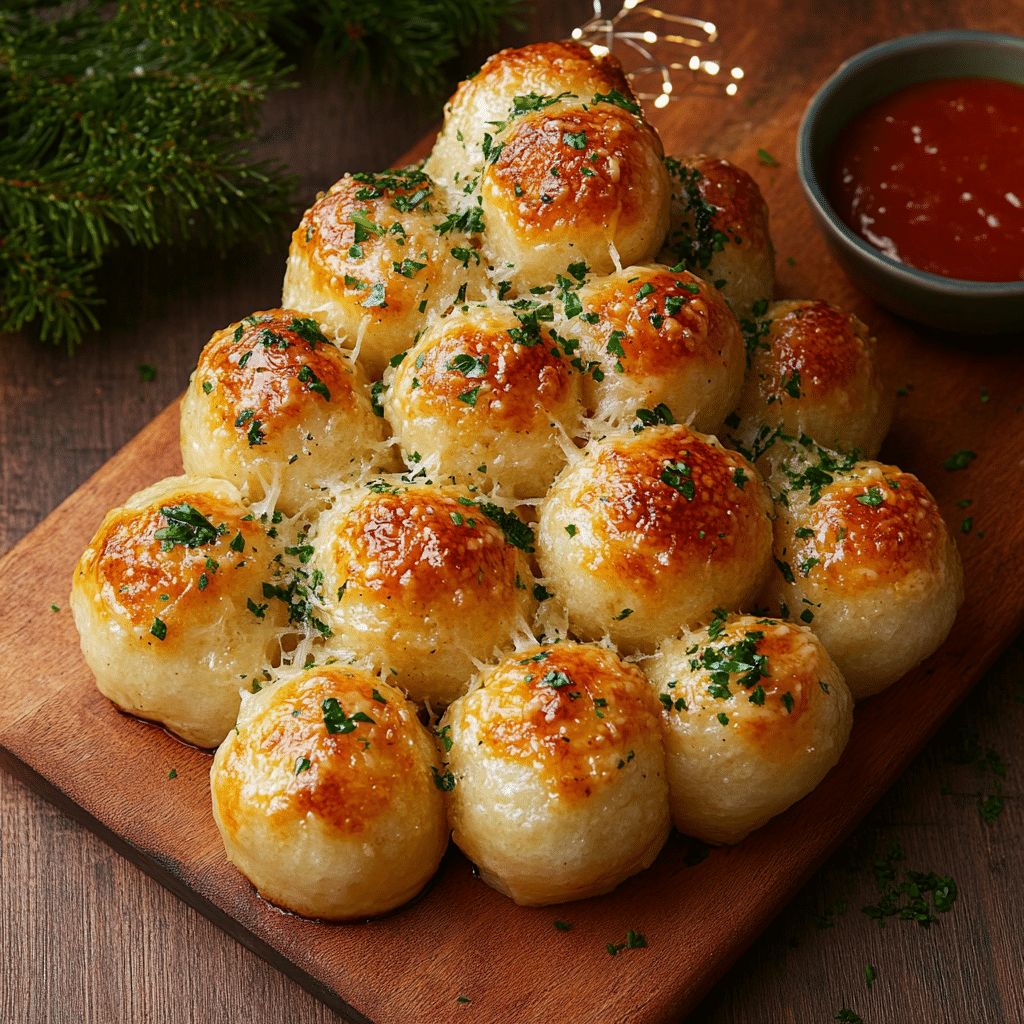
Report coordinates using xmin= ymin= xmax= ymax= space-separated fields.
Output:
xmin=660 ymin=460 xmax=695 ymax=499
xmin=943 ymin=449 xmax=977 ymax=471
xmin=606 ymin=929 xmax=647 ymax=955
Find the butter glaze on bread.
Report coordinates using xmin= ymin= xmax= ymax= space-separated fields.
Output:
xmin=71 ymin=476 xmax=285 ymax=748
xmin=211 ymin=666 xmax=448 ymax=920
xmin=569 ymin=263 xmax=744 ymax=430
xmin=313 ymin=479 xmax=537 ymax=705
xmin=723 ymin=299 xmax=892 ymax=471
xmin=480 ymin=102 xmax=670 ymax=290
xmin=282 ymin=171 xmax=481 ymax=379
xmin=660 ymin=155 xmax=775 ymax=319
xmin=440 ymin=641 xmax=670 ymax=905
xmin=643 ymin=615 xmax=853 ymax=844
xmin=762 ymin=454 xmax=964 ymax=699
xmin=383 ymin=301 xmax=584 ymax=498
xmin=425 ymin=40 xmax=635 ymax=186
xmin=536 ymin=425 xmax=773 ymax=653
xmin=181 ymin=309 xmax=393 ymax=515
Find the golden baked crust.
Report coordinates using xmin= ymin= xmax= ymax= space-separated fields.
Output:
xmin=723 ymin=299 xmax=892 ymax=470
xmin=425 ymin=40 xmax=636 ymax=186
xmin=480 ymin=102 xmax=670 ymax=289
xmin=568 ymin=263 xmax=744 ymax=430
xmin=282 ymin=170 xmax=482 ymax=378
xmin=180 ymin=309 xmax=394 ymax=515
xmin=660 ymin=154 xmax=775 ymax=318
xmin=70 ymin=476 xmax=285 ymax=748
xmin=439 ymin=641 xmax=670 ymax=905
xmin=762 ymin=451 xmax=964 ymax=698
xmin=536 ymin=424 xmax=774 ymax=652
xmin=312 ymin=478 xmax=538 ymax=704
xmin=210 ymin=666 xmax=448 ymax=920
xmin=382 ymin=301 xmax=584 ymax=497
xmin=643 ymin=614 xmax=852 ymax=844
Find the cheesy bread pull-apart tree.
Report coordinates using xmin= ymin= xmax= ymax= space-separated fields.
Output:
xmin=71 ymin=477 xmax=287 ymax=748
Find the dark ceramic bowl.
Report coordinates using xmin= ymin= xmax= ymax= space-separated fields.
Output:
xmin=797 ymin=30 xmax=1024 ymax=334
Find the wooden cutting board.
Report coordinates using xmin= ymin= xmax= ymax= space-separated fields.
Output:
xmin=3 ymin=17 xmax=1024 ymax=1024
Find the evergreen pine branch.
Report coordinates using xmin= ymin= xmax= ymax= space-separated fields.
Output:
xmin=0 ymin=0 xmax=297 ymax=350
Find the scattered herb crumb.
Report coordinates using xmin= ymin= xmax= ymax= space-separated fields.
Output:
xmin=168 ymin=768 xmax=177 ymax=779
xmin=50 ymin=604 xmax=60 ymax=612
xmin=836 ymin=1010 xmax=863 ymax=1023
xmin=554 ymin=919 xmax=572 ymax=931
xmin=758 ymin=147 xmax=779 ymax=167
xmin=864 ymin=965 xmax=876 ymax=989
xmin=456 ymin=996 xmax=471 ymax=1004
xmin=606 ymin=929 xmax=647 ymax=955
xmin=139 ymin=363 xmax=157 ymax=382
xmin=943 ymin=449 xmax=977 ymax=471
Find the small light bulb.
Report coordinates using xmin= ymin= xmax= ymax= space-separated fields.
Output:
xmin=726 ymin=83 xmax=738 ymax=96
xmin=643 ymin=31 xmax=657 ymax=43
xmin=704 ymin=61 xmax=720 ymax=75
xmin=654 ymin=94 xmax=670 ymax=108
xmin=590 ymin=44 xmax=610 ymax=57
xmin=689 ymin=55 xmax=700 ymax=70
xmin=731 ymin=67 xmax=744 ymax=79
xmin=572 ymin=27 xmax=583 ymax=39
xmin=705 ymin=21 xmax=717 ymax=34
xmin=624 ymin=0 xmax=639 ymax=8
xmin=662 ymin=81 xmax=673 ymax=94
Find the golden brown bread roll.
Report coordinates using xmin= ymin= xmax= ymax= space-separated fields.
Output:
xmin=70 ymin=476 xmax=285 ymax=748
xmin=382 ymin=300 xmax=584 ymax=498
xmin=210 ymin=665 xmax=448 ymax=920
xmin=535 ymin=424 xmax=774 ymax=653
xmin=722 ymin=299 xmax=892 ymax=471
xmin=438 ymin=641 xmax=670 ymax=905
xmin=425 ymin=40 xmax=636 ymax=186
xmin=312 ymin=478 xmax=538 ymax=705
xmin=180 ymin=309 xmax=394 ymax=515
xmin=761 ymin=446 xmax=964 ymax=699
xmin=282 ymin=169 xmax=483 ymax=379
xmin=565 ymin=263 xmax=744 ymax=431
xmin=643 ymin=614 xmax=853 ymax=844
xmin=480 ymin=101 xmax=671 ymax=290
xmin=659 ymin=154 xmax=775 ymax=319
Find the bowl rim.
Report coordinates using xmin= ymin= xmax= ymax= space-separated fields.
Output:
xmin=796 ymin=29 xmax=1024 ymax=297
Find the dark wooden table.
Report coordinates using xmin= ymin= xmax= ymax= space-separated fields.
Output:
xmin=2 ymin=2 xmax=1022 ymax=1022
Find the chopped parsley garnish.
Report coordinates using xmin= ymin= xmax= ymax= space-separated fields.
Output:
xmin=289 ymin=317 xmax=331 ymax=348
xmin=446 ymin=353 xmax=490 ymax=378
xmin=150 ymin=617 xmax=167 ymax=641
xmin=563 ymin=130 xmax=587 ymax=149
xmin=155 ymin=503 xmax=221 ymax=550
xmin=943 ymin=449 xmax=977 ymax=471
xmin=592 ymin=88 xmax=641 ymax=115
xmin=360 ymin=282 xmax=387 ymax=308
xmin=856 ymin=486 xmax=884 ymax=506
xmin=297 ymin=364 xmax=331 ymax=402
xmin=782 ymin=691 xmax=794 ymax=713
xmin=321 ymin=698 xmax=375 ymax=735
xmin=430 ymin=765 xmax=456 ymax=791
xmin=758 ymin=148 xmax=779 ymax=167
xmin=660 ymin=460 xmax=695 ymax=500
xmin=295 ymin=756 xmax=311 ymax=774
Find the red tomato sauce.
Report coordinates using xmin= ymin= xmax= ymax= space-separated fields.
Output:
xmin=826 ymin=76 xmax=1024 ymax=282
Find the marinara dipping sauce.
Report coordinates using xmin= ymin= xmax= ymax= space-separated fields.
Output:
xmin=826 ymin=77 xmax=1024 ymax=282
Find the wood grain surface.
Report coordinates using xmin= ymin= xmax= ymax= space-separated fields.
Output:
xmin=3 ymin=2 xmax=1024 ymax=1023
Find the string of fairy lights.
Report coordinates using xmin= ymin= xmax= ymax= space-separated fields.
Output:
xmin=571 ymin=0 xmax=744 ymax=105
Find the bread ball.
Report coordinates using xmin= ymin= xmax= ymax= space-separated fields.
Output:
xmin=313 ymin=479 xmax=538 ymax=705
xmin=566 ymin=264 xmax=744 ymax=431
xmin=479 ymin=102 xmax=671 ymax=291
xmin=439 ymin=641 xmax=670 ymax=905
xmin=643 ymin=614 xmax=853 ymax=844
xmin=282 ymin=169 xmax=482 ymax=378
xmin=210 ymin=666 xmax=448 ymax=920
xmin=425 ymin=40 xmax=636 ymax=186
xmin=722 ymin=300 xmax=892 ymax=471
xmin=382 ymin=301 xmax=584 ymax=498
xmin=761 ymin=449 xmax=964 ymax=699
xmin=535 ymin=425 xmax=774 ymax=654
xmin=70 ymin=476 xmax=285 ymax=748
xmin=180 ymin=309 xmax=393 ymax=516
xmin=659 ymin=155 xmax=775 ymax=319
